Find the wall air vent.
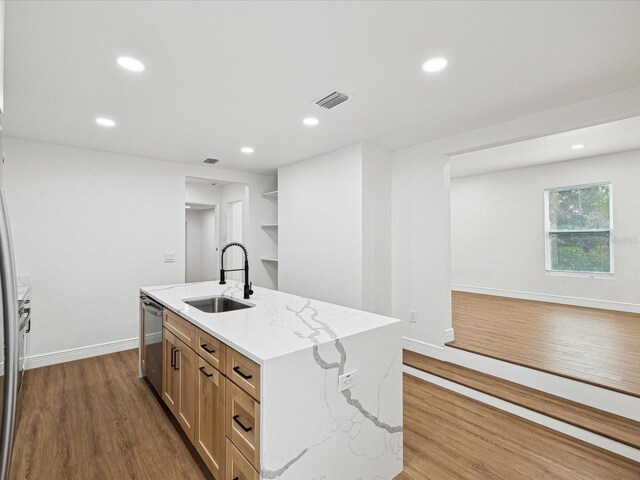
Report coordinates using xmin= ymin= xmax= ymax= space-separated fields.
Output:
xmin=203 ymin=158 xmax=219 ymax=165
xmin=315 ymin=91 xmax=349 ymax=109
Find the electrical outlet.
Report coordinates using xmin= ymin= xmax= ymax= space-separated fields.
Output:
xmin=409 ymin=311 xmax=417 ymax=323
xmin=164 ymin=252 xmax=176 ymax=263
xmin=338 ymin=370 xmax=358 ymax=392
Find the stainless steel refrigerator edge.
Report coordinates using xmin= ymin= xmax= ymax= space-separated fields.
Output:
xmin=0 ymin=3 xmax=20 ymax=479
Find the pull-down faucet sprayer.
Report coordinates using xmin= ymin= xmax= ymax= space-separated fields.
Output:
xmin=219 ymin=242 xmax=253 ymax=299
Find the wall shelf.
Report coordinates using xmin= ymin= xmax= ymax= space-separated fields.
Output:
xmin=261 ymin=190 xmax=278 ymax=200
xmin=261 ymin=223 xmax=278 ymax=229
xmin=261 ymin=257 xmax=278 ymax=262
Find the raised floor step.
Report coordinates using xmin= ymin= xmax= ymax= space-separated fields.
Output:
xmin=404 ymin=350 xmax=640 ymax=450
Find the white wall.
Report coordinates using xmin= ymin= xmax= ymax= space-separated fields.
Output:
xmin=278 ymin=143 xmax=392 ymax=315
xmin=185 ymin=182 xmax=221 ymax=205
xmin=392 ymin=86 xmax=640 ymax=349
xmin=185 ymin=207 xmax=217 ymax=282
xmin=3 ymin=137 xmax=275 ymax=362
xmin=279 ymin=144 xmax=364 ymax=309
xmin=362 ymin=143 xmax=392 ymax=316
xmin=451 ymin=149 xmax=640 ymax=307
xmin=185 ymin=209 xmax=202 ymax=282
xmin=200 ymin=208 xmax=217 ymax=281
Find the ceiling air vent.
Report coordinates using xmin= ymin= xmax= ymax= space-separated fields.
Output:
xmin=203 ymin=158 xmax=219 ymax=165
xmin=315 ymin=91 xmax=349 ymax=109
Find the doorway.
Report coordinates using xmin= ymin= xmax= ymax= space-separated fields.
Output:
xmin=185 ymin=177 xmax=249 ymax=283
xmin=185 ymin=205 xmax=217 ymax=282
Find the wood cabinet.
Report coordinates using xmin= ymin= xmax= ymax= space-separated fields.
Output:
xmin=162 ymin=328 xmax=196 ymax=442
xmin=225 ymin=380 xmax=260 ymax=471
xmin=226 ymin=348 xmax=261 ymax=401
xmin=196 ymin=328 xmax=226 ymax=373
xmin=162 ymin=328 xmax=179 ymax=414
xmin=225 ymin=438 xmax=259 ymax=480
xmin=160 ymin=312 xmax=261 ymax=479
xmin=175 ymin=337 xmax=196 ymax=443
xmin=195 ymin=357 xmax=226 ymax=480
xmin=164 ymin=309 xmax=196 ymax=348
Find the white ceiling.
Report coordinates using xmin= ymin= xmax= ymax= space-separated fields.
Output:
xmin=4 ymin=1 xmax=640 ymax=174
xmin=450 ymin=115 xmax=640 ymax=178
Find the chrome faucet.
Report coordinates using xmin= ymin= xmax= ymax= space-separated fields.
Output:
xmin=219 ymin=242 xmax=253 ymax=299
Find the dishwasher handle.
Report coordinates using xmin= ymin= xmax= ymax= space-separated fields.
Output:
xmin=141 ymin=298 xmax=163 ymax=317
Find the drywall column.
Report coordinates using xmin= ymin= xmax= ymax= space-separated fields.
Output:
xmin=391 ymin=145 xmax=451 ymax=345
xmin=279 ymin=144 xmax=364 ymax=309
xmin=278 ymin=143 xmax=391 ymax=315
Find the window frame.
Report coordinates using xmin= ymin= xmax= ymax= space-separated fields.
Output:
xmin=543 ymin=181 xmax=614 ymax=277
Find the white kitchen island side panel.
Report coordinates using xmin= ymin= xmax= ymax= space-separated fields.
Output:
xmin=261 ymin=321 xmax=403 ymax=480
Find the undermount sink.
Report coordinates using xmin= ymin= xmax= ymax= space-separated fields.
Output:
xmin=183 ymin=295 xmax=254 ymax=313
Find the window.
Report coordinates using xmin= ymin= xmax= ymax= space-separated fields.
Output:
xmin=544 ymin=183 xmax=613 ymax=275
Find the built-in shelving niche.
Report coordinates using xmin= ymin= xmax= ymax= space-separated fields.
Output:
xmin=261 ymin=189 xmax=278 ymax=289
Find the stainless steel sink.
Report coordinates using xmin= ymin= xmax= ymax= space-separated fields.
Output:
xmin=182 ymin=295 xmax=254 ymax=313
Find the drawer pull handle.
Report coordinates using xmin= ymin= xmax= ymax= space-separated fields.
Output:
xmin=170 ymin=347 xmax=176 ymax=368
xmin=232 ymin=477 xmax=240 ymax=480
xmin=233 ymin=415 xmax=253 ymax=432
xmin=173 ymin=349 xmax=180 ymax=371
xmin=233 ymin=366 xmax=252 ymax=380
xmin=199 ymin=366 xmax=213 ymax=378
xmin=201 ymin=343 xmax=216 ymax=354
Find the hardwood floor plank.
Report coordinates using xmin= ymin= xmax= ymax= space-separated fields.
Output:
xmin=10 ymin=350 xmax=640 ymax=479
xmin=404 ymin=350 xmax=640 ymax=449
xmin=449 ymin=292 xmax=640 ymax=397
xmin=10 ymin=350 xmax=207 ymax=480
xmin=399 ymin=374 xmax=640 ymax=480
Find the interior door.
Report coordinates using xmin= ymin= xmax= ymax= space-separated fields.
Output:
xmin=195 ymin=356 xmax=226 ymax=479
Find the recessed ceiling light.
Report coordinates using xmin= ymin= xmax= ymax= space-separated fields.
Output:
xmin=117 ymin=56 xmax=145 ymax=72
xmin=571 ymin=144 xmax=585 ymax=150
xmin=185 ymin=205 xmax=191 ymax=209
xmin=241 ymin=147 xmax=254 ymax=154
xmin=422 ymin=57 xmax=448 ymax=73
xmin=303 ymin=117 xmax=319 ymax=126
xmin=96 ymin=117 xmax=116 ymax=127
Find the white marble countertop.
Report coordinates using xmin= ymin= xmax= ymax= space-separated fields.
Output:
xmin=140 ymin=280 xmax=401 ymax=365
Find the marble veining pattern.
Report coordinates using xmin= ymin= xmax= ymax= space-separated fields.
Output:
xmin=142 ymin=280 xmax=403 ymax=479
xmin=141 ymin=280 xmax=400 ymax=364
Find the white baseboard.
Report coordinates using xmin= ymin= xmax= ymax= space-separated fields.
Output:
xmin=443 ymin=327 xmax=455 ymax=343
xmin=452 ymin=284 xmax=640 ymax=313
xmin=404 ymin=365 xmax=640 ymax=462
xmin=445 ymin=346 xmax=639 ymax=421
xmin=25 ymin=337 xmax=139 ymax=370
xmin=403 ymin=337 xmax=444 ymax=360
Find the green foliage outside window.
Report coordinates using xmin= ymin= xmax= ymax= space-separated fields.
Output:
xmin=546 ymin=184 xmax=611 ymax=273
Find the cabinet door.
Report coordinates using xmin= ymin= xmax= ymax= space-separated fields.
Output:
xmin=195 ymin=357 xmax=226 ymax=479
xmin=162 ymin=328 xmax=179 ymax=414
xmin=175 ymin=337 xmax=196 ymax=443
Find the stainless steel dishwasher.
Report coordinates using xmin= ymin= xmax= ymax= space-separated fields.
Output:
xmin=140 ymin=296 xmax=163 ymax=395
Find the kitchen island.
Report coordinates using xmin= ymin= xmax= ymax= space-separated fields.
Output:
xmin=140 ymin=280 xmax=403 ymax=480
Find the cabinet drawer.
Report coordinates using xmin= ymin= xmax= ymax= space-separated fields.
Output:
xmin=196 ymin=329 xmax=226 ymax=373
xmin=226 ymin=348 xmax=260 ymax=400
xmin=225 ymin=380 xmax=260 ymax=471
xmin=163 ymin=310 xmax=195 ymax=348
xmin=225 ymin=438 xmax=259 ymax=480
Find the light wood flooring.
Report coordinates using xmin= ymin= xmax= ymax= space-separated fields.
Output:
xmin=9 ymin=349 xmax=640 ymax=479
xmin=450 ymin=291 xmax=640 ymax=397
xmin=404 ymin=350 xmax=640 ymax=449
